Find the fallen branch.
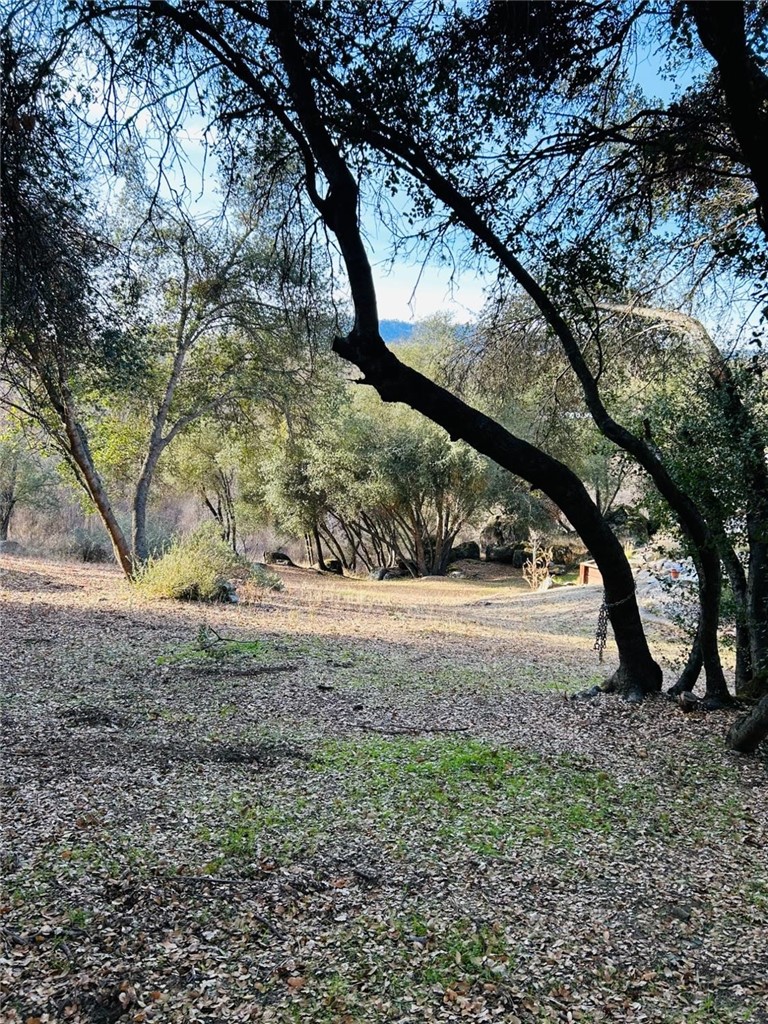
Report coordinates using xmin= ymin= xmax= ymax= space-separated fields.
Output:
xmin=358 ymin=723 xmax=470 ymax=734
xmin=185 ymin=663 xmax=298 ymax=677
xmin=163 ymin=876 xmax=286 ymax=936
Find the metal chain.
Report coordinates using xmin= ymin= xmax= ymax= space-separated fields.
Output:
xmin=593 ymin=588 xmax=636 ymax=663
xmin=593 ymin=601 xmax=610 ymax=662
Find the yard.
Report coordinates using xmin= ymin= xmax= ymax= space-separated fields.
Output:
xmin=1 ymin=555 xmax=766 ymax=1023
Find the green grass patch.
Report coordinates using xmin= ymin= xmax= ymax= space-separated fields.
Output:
xmin=208 ymin=737 xmax=629 ymax=868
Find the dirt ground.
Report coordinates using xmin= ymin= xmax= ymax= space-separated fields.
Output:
xmin=1 ymin=554 xmax=766 ymax=1023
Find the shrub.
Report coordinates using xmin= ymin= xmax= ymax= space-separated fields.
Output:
xmin=522 ymin=530 xmax=553 ymax=590
xmin=238 ymin=564 xmax=284 ymax=603
xmin=134 ymin=526 xmax=269 ymax=601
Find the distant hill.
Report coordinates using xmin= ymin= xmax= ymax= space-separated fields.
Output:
xmin=379 ymin=319 xmax=416 ymax=344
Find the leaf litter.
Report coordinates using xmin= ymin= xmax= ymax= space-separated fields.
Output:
xmin=1 ymin=555 xmax=766 ymax=1023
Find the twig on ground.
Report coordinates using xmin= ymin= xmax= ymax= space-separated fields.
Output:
xmin=357 ymin=723 xmax=470 ymax=734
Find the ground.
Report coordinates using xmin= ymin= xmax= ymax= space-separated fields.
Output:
xmin=1 ymin=555 xmax=766 ymax=1024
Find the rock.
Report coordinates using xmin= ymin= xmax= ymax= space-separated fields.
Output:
xmin=447 ymin=541 xmax=480 ymax=563
xmin=369 ymin=566 xmax=406 ymax=580
xmin=311 ymin=560 xmax=343 ymax=575
xmin=572 ymin=685 xmax=603 ymax=700
xmin=175 ymin=579 xmax=238 ymax=602
xmin=550 ymin=543 xmax=585 ymax=566
xmin=605 ymin=504 xmax=657 ymax=544
xmin=216 ymin=580 xmax=239 ymax=603
xmin=511 ymin=548 xmax=533 ymax=568
xmin=263 ymin=550 xmax=295 ymax=566
xmin=486 ymin=544 xmax=528 ymax=565
xmin=0 ymin=540 xmax=26 ymax=556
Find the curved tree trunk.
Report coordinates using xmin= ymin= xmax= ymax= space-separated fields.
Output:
xmin=62 ymin=405 xmax=133 ymax=577
xmin=262 ymin=0 xmax=664 ymax=697
xmin=668 ymin=619 xmax=703 ymax=696
xmin=727 ymin=696 xmax=768 ymax=753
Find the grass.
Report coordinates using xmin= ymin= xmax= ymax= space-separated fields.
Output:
xmin=5 ymin=555 xmax=765 ymax=1024
xmin=134 ymin=527 xmax=282 ymax=602
xmin=206 ymin=737 xmax=632 ymax=870
xmin=201 ymin=733 xmax=754 ymax=878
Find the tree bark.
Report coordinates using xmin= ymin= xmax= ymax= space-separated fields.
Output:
xmin=312 ymin=523 xmax=327 ymax=570
xmin=132 ymin=443 xmax=164 ymax=564
xmin=667 ymin=621 xmax=703 ymax=696
xmin=0 ymin=496 xmax=15 ymax=541
xmin=688 ymin=1 xmax=768 ymax=236
xmin=62 ymin=404 xmax=134 ymax=577
xmin=726 ymin=696 xmax=768 ymax=753
xmin=745 ymin=533 xmax=768 ymax=699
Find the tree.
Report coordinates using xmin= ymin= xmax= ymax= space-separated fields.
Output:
xmin=20 ymin=2 xmax=768 ymax=725
xmin=1 ymin=22 xmax=332 ymax=574
xmin=105 ymin=196 xmax=324 ymax=563
xmin=42 ymin=0 xmax=667 ymax=699
xmin=0 ymin=418 xmax=57 ymax=541
xmin=601 ymin=304 xmax=768 ymax=701
xmin=0 ymin=27 xmax=137 ymax=573
xmin=263 ymin=388 xmax=493 ymax=576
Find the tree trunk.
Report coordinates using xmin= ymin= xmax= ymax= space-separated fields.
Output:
xmin=62 ymin=407 xmax=133 ymax=577
xmin=132 ymin=476 xmax=151 ymax=564
xmin=0 ymin=457 xmax=18 ymax=540
xmin=0 ymin=495 xmax=15 ymax=541
xmin=726 ymin=696 xmax=768 ymax=753
xmin=132 ymin=440 xmax=167 ymax=564
xmin=312 ymin=523 xmax=327 ymax=570
xmin=688 ymin=2 xmax=768 ymax=236
xmin=265 ymin=0 xmax=662 ymax=698
xmin=668 ymin=621 xmax=703 ymax=696
xmin=746 ymin=532 xmax=768 ymax=699
xmin=720 ymin=540 xmax=753 ymax=696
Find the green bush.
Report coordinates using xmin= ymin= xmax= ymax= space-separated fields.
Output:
xmin=133 ymin=527 xmax=280 ymax=601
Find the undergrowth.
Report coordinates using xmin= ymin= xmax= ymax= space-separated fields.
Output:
xmin=133 ymin=526 xmax=281 ymax=601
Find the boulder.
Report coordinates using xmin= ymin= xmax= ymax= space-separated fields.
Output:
xmin=263 ymin=550 xmax=295 ymax=566
xmin=447 ymin=541 xmax=480 ymax=563
xmin=605 ymin=505 xmax=656 ymax=544
xmin=368 ymin=566 xmax=406 ymax=580
xmin=486 ymin=544 xmax=517 ymax=564
xmin=0 ymin=540 xmax=26 ymax=556
xmin=312 ymin=559 xmax=344 ymax=575
xmin=550 ymin=543 xmax=585 ymax=566
xmin=487 ymin=545 xmax=532 ymax=568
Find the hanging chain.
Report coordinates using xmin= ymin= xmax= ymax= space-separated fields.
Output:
xmin=593 ymin=588 xmax=636 ymax=663
xmin=593 ymin=600 xmax=610 ymax=662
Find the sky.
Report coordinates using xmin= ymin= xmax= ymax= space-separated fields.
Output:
xmin=369 ymin=259 xmax=489 ymax=323
xmin=99 ymin=11 xmax=708 ymax=330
